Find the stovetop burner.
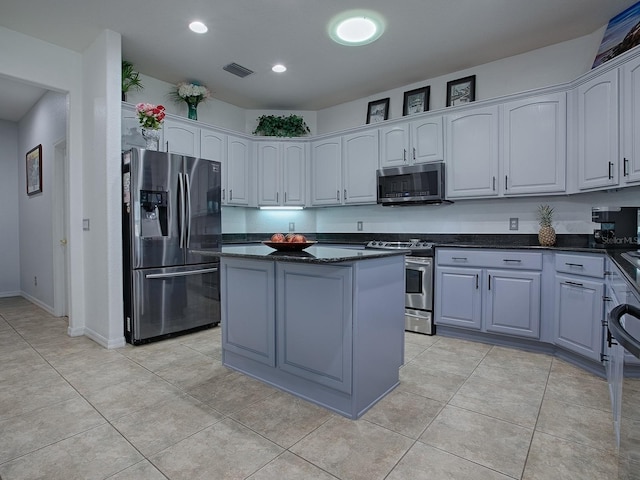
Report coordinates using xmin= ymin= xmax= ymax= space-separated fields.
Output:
xmin=366 ymin=239 xmax=434 ymax=252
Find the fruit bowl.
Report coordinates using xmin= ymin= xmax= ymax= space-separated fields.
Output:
xmin=262 ymin=241 xmax=318 ymax=251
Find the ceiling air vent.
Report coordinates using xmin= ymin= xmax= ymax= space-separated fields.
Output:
xmin=223 ymin=63 xmax=254 ymax=78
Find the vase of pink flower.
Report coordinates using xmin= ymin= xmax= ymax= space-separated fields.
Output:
xmin=173 ymin=82 xmax=211 ymax=121
xmin=136 ymin=103 xmax=165 ymax=150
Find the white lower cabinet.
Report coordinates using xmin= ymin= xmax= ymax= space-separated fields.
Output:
xmin=554 ymin=274 xmax=604 ymax=361
xmin=436 ymin=267 xmax=482 ymax=330
xmin=435 ymin=249 xmax=542 ymax=339
xmin=485 ymin=269 xmax=541 ymax=338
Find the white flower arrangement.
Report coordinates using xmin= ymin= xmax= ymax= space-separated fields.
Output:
xmin=174 ymin=82 xmax=211 ymax=105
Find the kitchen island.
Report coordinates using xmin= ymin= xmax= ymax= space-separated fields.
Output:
xmin=215 ymin=244 xmax=406 ymax=419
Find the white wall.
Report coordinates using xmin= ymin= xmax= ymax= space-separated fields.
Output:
xmin=17 ymin=91 xmax=68 ymax=311
xmin=81 ymin=30 xmax=125 ymax=348
xmin=125 ymin=74 xmax=247 ymax=133
xmin=0 ymin=120 xmax=20 ymax=296
xmin=316 ymin=28 xmax=606 ymax=134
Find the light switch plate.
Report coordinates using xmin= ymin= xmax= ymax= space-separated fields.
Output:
xmin=509 ymin=217 xmax=519 ymax=230
xmin=288 ymin=222 xmax=295 ymax=232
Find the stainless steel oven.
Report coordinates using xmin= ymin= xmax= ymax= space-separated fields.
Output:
xmin=405 ymin=256 xmax=433 ymax=334
xmin=366 ymin=240 xmax=435 ymax=335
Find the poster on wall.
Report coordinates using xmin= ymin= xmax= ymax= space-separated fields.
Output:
xmin=592 ymin=0 xmax=640 ymax=68
xmin=26 ymin=144 xmax=42 ymax=195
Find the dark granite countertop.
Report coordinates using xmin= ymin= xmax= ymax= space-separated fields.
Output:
xmin=608 ymin=249 xmax=640 ymax=296
xmin=197 ymin=245 xmax=408 ymax=263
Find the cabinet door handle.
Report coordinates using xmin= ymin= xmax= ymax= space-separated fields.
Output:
xmin=413 ymin=147 xmax=416 ymax=160
xmin=336 ymin=190 xmax=340 ymax=201
xmin=222 ymin=189 xmax=225 ymax=200
xmin=488 ymin=274 xmax=491 ymax=290
xmin=624 ymin=157 xmax=629 ymax=176
xmin=284 ymin=192 xmax=287 ymax=203
xmin=476 ymin=274 xmax=479 ymax=289
xmin=608 ymin=161 xmax=614 ymax=179
xmin=230 ymin=189 xmax=233 ymax=201
xmin=492 ymin=176 xmax=496 ymax=191
xmin=344 ymin=189 xmax=347 ymax=200
xmin=276 ymin=192 xmax=279 ymax=203
xmin=502 ymin=259 xmax=522 ymax=263
xmin=451 ymin=257 xmax=468 ymax=261
xmin=403 ymin=149 xmax=407 ymax=162
xmin=505 ymin=175 xmax=508 ymax=190
xmin=564 ymin=280 xmax=584 ymax=287
xmin=166 ymin=141 xmax=169 ymax=152
xmin=565 ymin=262 xmax=584 ymax=268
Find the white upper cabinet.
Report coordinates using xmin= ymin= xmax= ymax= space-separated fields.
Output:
xmin=200 ymin=128 xmax=228 ymax=203
xmin=622 ymin=55 xmax=640 ymax=184
xmin=310 ymin=130 xmax=378 ymax=206
xmin=445 ymin=105 xmax=500 ymax=198
xmin=342 ymin=129 xmax=379 ymax=204
xmin=379 ymin=124 xmax=408 ymax=167
xmin=576 ymin=68 xmax=619 ymax=190
xmin=164 ymin=119 xmax=200 ymax=157
xmin=310 ymin=137 xmax=342 ymax=206
xmin=410 ymin=117 xmax=444 ymax=164
xmin=226 ymin=135 xmax=251 ymax=206
xmin=500 ymin=92 xmax=567 ymax=195
xmin=380 ymin=116 xmax=443 ymax=168
xmin=256 ymin=141 xmax=306 ymax=206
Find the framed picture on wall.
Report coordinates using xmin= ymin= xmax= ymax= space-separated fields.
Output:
xmin=403 ymin=86 xmax=430 ymax=116
xmin=26 ymin=144 xmax=42 ymax=195
xmin=446 ymin=75 xmax=476 ymax=107
xmin=366 ymin=97 xmax=390 ymax=124
xmin=592 ymin=1 xmax=640 ymax=68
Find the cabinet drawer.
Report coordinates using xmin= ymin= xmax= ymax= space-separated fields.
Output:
xmin=437 ymin=249 xmax=542 ymax=270
xmin=555 ymin=253 xmax=604 ymax=278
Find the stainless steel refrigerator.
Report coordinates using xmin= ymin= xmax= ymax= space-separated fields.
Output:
xmin=122 ymin=148 xmax=221 ymax=344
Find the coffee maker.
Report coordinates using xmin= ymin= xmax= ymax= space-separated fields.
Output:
xmin=592 ymin=206 xmax=640 ymax=247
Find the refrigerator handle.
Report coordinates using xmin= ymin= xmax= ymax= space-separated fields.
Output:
xmin=145 ymin=267 xmax=219 ymax=279
xmin=178 ymin=172 xmax=185 ymax=248
xmin=185 ymin=173 xmax=192 ymax=248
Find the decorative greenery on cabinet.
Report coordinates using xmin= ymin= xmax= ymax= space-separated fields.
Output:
xmin=253 ymin=114 xmax=310 ymax=137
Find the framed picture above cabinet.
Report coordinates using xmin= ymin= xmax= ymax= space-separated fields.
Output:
xmin=403 ymin=86 xmax=430 ymax=115
xmin=366 ymin=98 xmax=390 ymax=124
xmin=446 ymin=75 xmax=476 ymax=107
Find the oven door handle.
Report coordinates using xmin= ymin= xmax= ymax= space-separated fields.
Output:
xmin=406 ymin=259 xmax=433 ymax=269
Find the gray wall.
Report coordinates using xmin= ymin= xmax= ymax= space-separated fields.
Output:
xmin=17 ymin=90 xmax=67 ymax=311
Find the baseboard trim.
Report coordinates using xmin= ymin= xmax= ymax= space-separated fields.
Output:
xmin=84 ymin=326 xmax=126 ymax=349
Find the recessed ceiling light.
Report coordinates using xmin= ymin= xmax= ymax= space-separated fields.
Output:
xmin=328 ymin=10 xmax=385 ymax=46
xmin=189 ymin=21 xmax=208 ymax=34
xmin=272 ymin=64 xmax=287 ymax=73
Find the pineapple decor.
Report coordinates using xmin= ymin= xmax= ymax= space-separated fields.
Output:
xmin=537 ymin=204 xmax=556 ymax=246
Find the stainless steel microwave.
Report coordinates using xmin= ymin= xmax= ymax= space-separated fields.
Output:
xmin=377 ymin=163 xmax=447 ymax=206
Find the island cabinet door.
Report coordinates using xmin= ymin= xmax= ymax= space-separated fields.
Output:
xmin=276 ymin=263 xmax=353 ymax=394
xmin=221 ymin=258 xmax=275 ymax=366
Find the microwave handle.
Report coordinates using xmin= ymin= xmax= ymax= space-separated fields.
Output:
xmin=403 ymin=148 xmax=406 ymax=162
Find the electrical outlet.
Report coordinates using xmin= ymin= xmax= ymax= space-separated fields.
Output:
xmin=288 ymin=222 xmax=295 ymax=232
xmin=509 ymin=217 xmax=519 ymax=230
xmin=357 ymin=221 xmax=363 ymax=231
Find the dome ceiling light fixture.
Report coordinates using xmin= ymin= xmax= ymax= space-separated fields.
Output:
xmin=189 ymin=21 xmax=208 ymax=34
xmin=272 ymin=64 xmax=287 ymax=73
xmin=328 ymin=10 xmax=385 ymax=46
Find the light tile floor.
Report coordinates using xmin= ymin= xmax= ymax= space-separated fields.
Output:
xmin=0 ymin=296 xmax=623 ymax=480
